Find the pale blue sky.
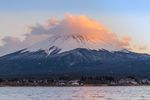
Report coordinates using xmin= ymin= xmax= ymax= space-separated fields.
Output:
xmin=0 ymin=0 xmax=150 ymax=13
xmin=0 ymin=0 xmax=150 ymax=53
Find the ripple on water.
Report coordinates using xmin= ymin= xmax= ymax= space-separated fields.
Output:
xmin=0 ymin=86 xmax=150 ymax=100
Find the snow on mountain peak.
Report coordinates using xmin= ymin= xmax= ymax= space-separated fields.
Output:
xmin=22 ymin=15 xmax=130 ymax=54
xmin=24 ymin=32 xmax=126 ymax=55
xmin=25 ymin=34 xmax=91 ymax=54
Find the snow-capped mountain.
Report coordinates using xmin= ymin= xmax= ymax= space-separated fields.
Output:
xmin=22 ymin=33 xmax=121 ymax=56
xmin=25 ymin=35 xmax=89 ymax=54
xmin=0 ymin=35 xmax=150 ymax=79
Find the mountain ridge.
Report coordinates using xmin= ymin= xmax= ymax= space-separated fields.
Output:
xmin=0 ymin=47 xmax=150 ymax=78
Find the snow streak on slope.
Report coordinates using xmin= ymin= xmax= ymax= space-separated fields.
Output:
xmin=26 ymin=35 xmax=96 ymax=55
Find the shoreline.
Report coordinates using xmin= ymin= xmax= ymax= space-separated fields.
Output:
xmin=0 ymin=84 xmax=150 ymax=87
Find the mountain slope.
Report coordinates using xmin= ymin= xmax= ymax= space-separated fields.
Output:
xmin=0 ymin=34 xmax=150 ymax=78
xmin=0 ymin=48 xmax=150 ymax=78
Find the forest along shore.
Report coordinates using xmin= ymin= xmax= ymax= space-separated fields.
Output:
xmin=0 ymin=76 xmax=150 ymax=86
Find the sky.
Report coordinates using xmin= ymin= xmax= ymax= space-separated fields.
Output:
xmin=0 ymin=0 xmax=150 ymax=55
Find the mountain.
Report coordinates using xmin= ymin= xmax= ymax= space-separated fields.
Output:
xmin=0 ymin=47 xmax=150 ymax=79
xmin=0 ymin=35 xmax=150 ymax=79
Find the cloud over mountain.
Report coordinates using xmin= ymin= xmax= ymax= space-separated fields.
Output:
xmin=0 ymin=14 xmax=131 ymax=56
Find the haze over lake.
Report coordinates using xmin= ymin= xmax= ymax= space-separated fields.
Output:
xmin=0 ymin=86 xmax=150 ymax=100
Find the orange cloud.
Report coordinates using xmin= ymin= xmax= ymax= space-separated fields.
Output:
xmin=0 ymin=14 xmax=132 ymax=56
xmin=45 ymin=14 xmax=131 ymax=50
xmin=116 ymin=36 xmax=132 ymax=48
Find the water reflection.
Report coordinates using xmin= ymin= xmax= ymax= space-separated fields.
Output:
xmin=0 ymin=86 xmax=150 ymax=100
xmin=71 ymin=87 xmax=106 ymax=100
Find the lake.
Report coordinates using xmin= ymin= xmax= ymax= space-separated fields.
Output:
xmin=0 ymin=86 xmax=150 ymax=100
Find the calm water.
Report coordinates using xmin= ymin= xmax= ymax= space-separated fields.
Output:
xmin=0 ymin=86 xmax=150 ymax=100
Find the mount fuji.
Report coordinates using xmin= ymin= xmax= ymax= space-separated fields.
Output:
xmin=0 ymin=35 xmax=150 ymax=79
